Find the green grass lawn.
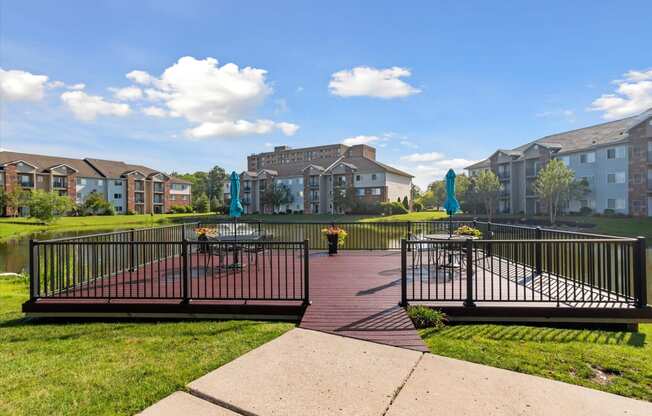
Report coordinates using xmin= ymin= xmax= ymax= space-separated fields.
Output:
xmin=420 ymin=323 xmax=652 ymax=402
xmin=0 ymin=276 xmax=294 ymax=415
xmin=0 ymin=213 xmax=214 ymax=242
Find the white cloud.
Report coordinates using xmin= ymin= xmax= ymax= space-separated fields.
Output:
xmin=400 ymin=152 xmax=444 ymax=162
xmin=589 ymin=69 xmax=652 ymax=120
xmin=342 ymin=135 xmax=381 ymax=146
xmin=111 ymin=86 xmax=143 ymax=101
xmin=276 ymin=121 xmax=299 ymax=136
xmin=126 ymin=56 xmax=297 ymax=138
xmin=0 ymin=68 xmax=49 ymax=101
xmin=126 ymin=70 xmax=154 ymax=85
xmin=68 ymin=83 xmax=86 ymax=90
xmin=329 ymin=66 xmax=421 ymax=99
xmin=186 ymin=119 xmax=297 ymax=139
xmin=60 ymin=90 xmax=131 ymax=121
xmin=142 ymin=106 xmax=167 ymax=117
xmin=47 ymin=81 xmax=86 ymax=90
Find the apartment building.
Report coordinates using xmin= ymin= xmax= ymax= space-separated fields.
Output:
xmin=226 ymin=144 xmax=413 ymax=214
xmin=466 ymin=108 xmax=652 ymax=216
xmin=0 ymin=151 xmax=192 ymax=216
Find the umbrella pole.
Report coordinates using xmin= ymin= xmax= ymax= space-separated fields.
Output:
xmin=449 ymin=213 xmax=453 ymax=237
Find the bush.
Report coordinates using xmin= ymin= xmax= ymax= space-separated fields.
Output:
xmin=407 ymin=306 xmax=447 ymax=329
xmin=26 ymin=190 xmax=73 ymax=223
xmin=603 ymin=208 xmax=616 ymax=216
xmin=170 ymin=205 xmax=187 ymax=214
xmin=579 ymin=206 xmax=593 ymax=216
xmin=412 ymin=201 xmax=424 ymax=212
xmin=380 ymin=201 xmax=408 ymax=215
xmin=78 ymin=192 xmax=115 ymax=216
xmin=454 ymin=225 xmax=482 ymax=238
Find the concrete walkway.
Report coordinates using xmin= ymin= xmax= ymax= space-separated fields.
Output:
xmin=139 ymin=328 xmax=652 ymax=416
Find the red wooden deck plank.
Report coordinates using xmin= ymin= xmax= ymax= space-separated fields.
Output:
xmin=299 ymin=251 xmax=428 ymax=352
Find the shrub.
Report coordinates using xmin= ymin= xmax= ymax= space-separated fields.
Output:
xmin=407 ymin=306 xmax=447 ymax=329
xmin=579 ymin=206 xmax=593 ymax=216
xmin=380 ymin=201 xmax=408 ymax=215
xmin=603 ymin=208 xmax=615 ymax=216
xmin=193 ymin=193 xmax=210 ymax=213
xmin=26 ymin=190 xmax=73 ymax=223
xmin=413 ymin=201 xmax=424 ymax=212
xmin=170 ymin=205 xmax=187 ymax=214
xmin=78 ymin=191 xmax=115 ymax=216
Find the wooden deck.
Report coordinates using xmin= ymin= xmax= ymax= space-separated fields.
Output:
xmin=299 ymin=251 xmax=429 ymax=352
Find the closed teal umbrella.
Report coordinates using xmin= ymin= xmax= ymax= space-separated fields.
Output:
xmin=229 ymin=172 xmax=244 ymax=218
xmin=228 ymin=171 xmax=244 ymax=267
xmin=442 ymin=169 xmax=460 ymax=236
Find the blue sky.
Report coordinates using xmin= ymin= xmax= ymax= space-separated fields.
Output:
xmin=1 ymin=0 xmax=651 ymax=188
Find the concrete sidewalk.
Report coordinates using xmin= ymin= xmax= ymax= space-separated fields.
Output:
xmin=139 ymin=328 xmax=652 ymax=416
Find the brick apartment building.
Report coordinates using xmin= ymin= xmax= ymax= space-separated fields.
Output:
xmin=225 ymin=144 xmax=413 ymax=214
xmin=466 ymin=108 xmax=652 ymax=216
xmin=0 ymin=151 xmax=192 ymax=216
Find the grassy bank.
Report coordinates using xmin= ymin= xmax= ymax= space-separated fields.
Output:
xmin=0 ymin=276 xmax=293 ymax=415
xmin=420 ymin=323 xmax=652 ymax=402
xmin=0 ymin=213 xmax=214 ymax=242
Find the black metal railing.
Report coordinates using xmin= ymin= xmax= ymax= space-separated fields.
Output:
xmin=401 ymin=237 xmax=647 ymax=308
xmin=29 ymin=223 xmax=309 ymax=304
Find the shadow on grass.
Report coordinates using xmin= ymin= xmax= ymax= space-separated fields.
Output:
xmin=0 ymin=316 xmax=270 ymax=342
xmin=422 ymin=324 xmax=647 ymax=347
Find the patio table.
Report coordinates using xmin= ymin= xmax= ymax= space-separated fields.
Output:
xmin=421 ymin=234 xmax=477 ymax=276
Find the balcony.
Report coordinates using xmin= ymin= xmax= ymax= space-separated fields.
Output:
xmin=153 ymin=183 xmax=164 ymax=193
xmin=525 ymin=167 xmax=541 ymax=177
xmin=497 ymin=172 xmax=510 ymax=181
xmin=53 ymin=177 xmax=68 ymax=189
xmin=243 ymin=186 xmax=251 ymax=192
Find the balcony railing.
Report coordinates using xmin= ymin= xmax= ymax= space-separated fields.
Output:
xmin=497 ymin=173 xmax=510 ymax=180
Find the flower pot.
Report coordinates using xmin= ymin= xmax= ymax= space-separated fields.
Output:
xmin=327 ymin=234 xmax=339 ymax=255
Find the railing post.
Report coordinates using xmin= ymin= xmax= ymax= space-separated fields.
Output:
xmin=129 ymin=228 xmax=136 ymax=271
xmin=535 ymin=226 xmax=542 ymax=276
xmin=400 ymin=239 xmax=407 ymax=307
xmin=634 ymin=237 xmax=648 ymax=308
xmin=486 ymin=222 xmax=492 ymax=257
xmin=464 ymin=238 xmax=476 ymax=307
xmin=28 ymin=239 xmax=37 ymax=301
xmin=303 ymin=239 xmax=311 ymax=306
xmin=182 ymin=238 xmax=190 ymax=304
xmin=406 ymin=221 xmax=412 ymax=252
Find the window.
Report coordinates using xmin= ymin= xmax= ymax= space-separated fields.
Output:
xmin=607 ymin=148 xmax=616 ymax=159
xmin=113 ymin=193 xmax=122 ymax=199
xmin=170 ymin=195 xmax=176 ymax=201
xmin=114 ymin=180 xmax=122 ymax=186
xmin=78 ymin=178 xmax=87 ymax=185
xmin=371 ymin=174 xmax=377 ymax=181
xmin=356 ymin=175 xmax=361 ymax=181
xmin=559 ymin=155 xmax=570 ymax=166
xmin=116 ymin=206 xmax=123 ymax=212
xmin=371 ymin=188 xmax=381 ymax=196
xmin=356 ymin=188 xmax=365 ymax=196
xmin=607 ymin=199 xmax=625 ymax=210
xmin=19 ymin=174 xmax=33 ymax=187
xmin=580 ymin=152 xmax=595 ymax=163
xmin=37 ymin=176 xmax=44 ymax=183
xmin=607 ymin=172 xmax=626 ymax=184
xmin=97 ymin=179 xmax=104 ymax=186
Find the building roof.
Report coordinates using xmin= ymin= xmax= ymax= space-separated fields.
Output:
xmin=0 ymin=151 xmax=103 ymax=177
xmin=169 ymin=176 xmax=192 ymax=184
xmin=244 ymin=155 xmax=413 ymax=178
xmin=84 ymin=158 xmax=163 ymax=178
xmin=465 ymin=108 xmax=652 ymax=170
xmin=465 ymin=159 xmax=491 ymax=170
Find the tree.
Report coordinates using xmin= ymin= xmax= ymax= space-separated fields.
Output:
xmin=193 ymin=193 xmax=210 ymax=213
xmin=79 ymin=191 xmax=115 ymax=215
xmin=333 ymin=189 xmax=356 ymax=213
xmin=428 ymin=181 xmax=446 ymax=210
xmin=261 ymin=183 xmax=293 ymax=212
xmin=206 ymin=166 xmax=228 ymax=200
xmin=209 ymin=195 xmax=221 ymax=213
xmin=27 ymin=190 xmax=73 ymax=223
xmin=4 ymin=188 xmax=29 ymax=217
xmin=474 ymin=170 xmax=501 ymax=221
xmin=563 ymin=178 xmax=591 ymax=213
xmin=402 ymin=195 xmax=409 ymax=210
xmin=534 ymin=159 xmax=574 ymax=224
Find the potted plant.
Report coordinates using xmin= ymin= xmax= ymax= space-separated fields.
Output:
xmin=321 ymin=224 xmax=348 ymax=255
xmin=453 ymin=225 xmax=482 ymax=239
